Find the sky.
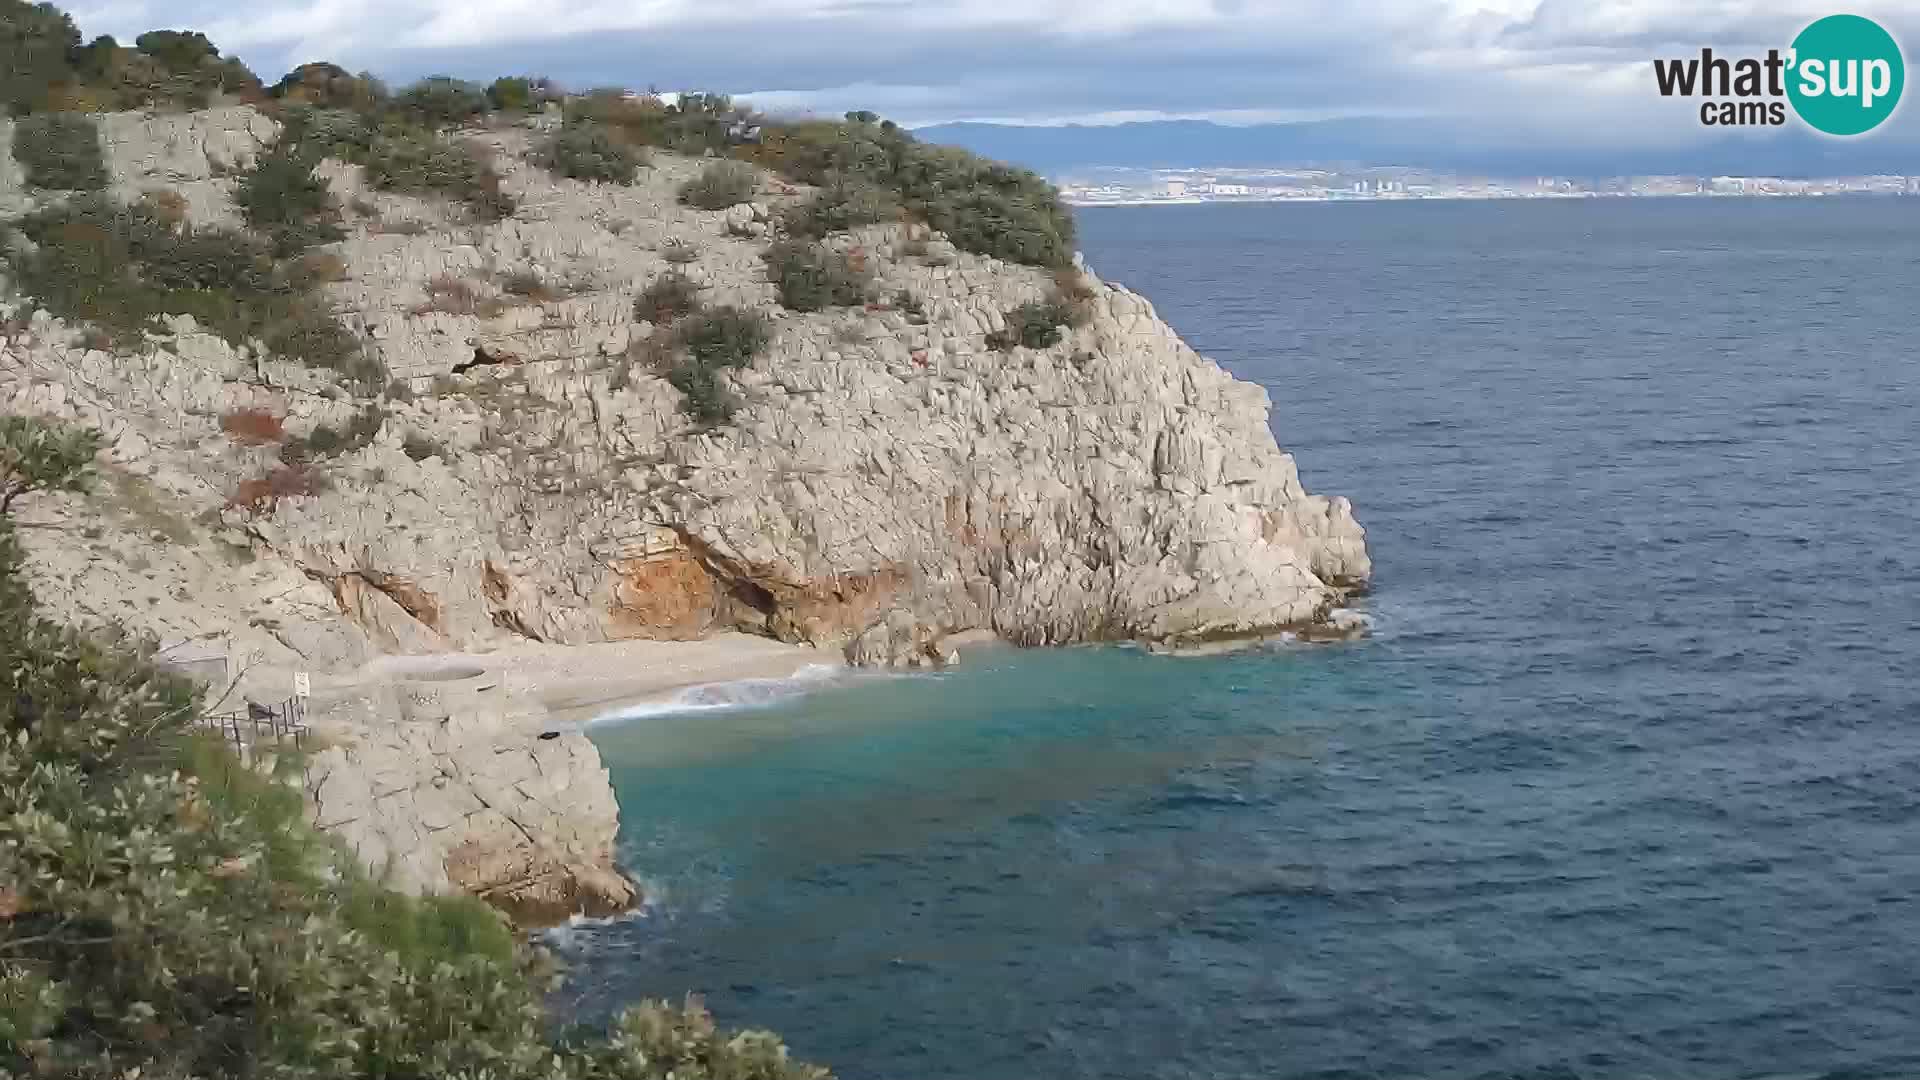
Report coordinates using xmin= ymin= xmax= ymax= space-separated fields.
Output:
xmin=65 ymin=0 xmax=1920 ymax=146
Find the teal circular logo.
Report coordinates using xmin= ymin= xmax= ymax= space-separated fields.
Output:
xmin=1788 ymin=14 xmax=1905 ymax=136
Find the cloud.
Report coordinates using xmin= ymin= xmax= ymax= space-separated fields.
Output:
xmin=69 ymin=0 xmax=1920 ymax=145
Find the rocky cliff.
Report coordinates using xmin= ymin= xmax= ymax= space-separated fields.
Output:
xmin=0 ymin=105 xmax=1368 ymax=917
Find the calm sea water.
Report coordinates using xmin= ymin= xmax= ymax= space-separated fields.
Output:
xmin=561 ymin=199 xmax=1920 ymax=1079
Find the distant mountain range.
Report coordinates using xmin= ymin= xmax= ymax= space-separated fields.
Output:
xmin=912 ymin=118 xmax=1920 ymax=178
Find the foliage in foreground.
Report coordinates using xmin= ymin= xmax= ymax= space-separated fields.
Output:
xmin=0 ymin=414 xmax=830 ymax=1078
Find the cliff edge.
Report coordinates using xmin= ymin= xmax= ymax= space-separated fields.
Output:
xmin=0 ymin=104 xmax=1368 ymax=917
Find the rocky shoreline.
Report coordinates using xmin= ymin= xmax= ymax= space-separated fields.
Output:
xmin=0 ymin=104 xmax=1368 ymax=923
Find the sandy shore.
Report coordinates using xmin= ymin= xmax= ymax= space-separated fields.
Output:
xmin=354 ymin=633 xmax=838 ymax=727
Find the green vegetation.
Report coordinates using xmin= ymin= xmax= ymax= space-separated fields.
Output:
xmin=677 ymin=159 xmax=758 ymax=209
xmin=764 ymin=241 xmax=873 ymax=312
xmin=988 ymin=298 xmax=1080 ymax=351
xmin=540 ymin=121 xmax=645 ymax=184
xmin=749 ymin=116 xmax=1074 ymax=267
xmin=780 ymin=178 xmax=898 ymax=239
xmin=635 ymin=272 xmax=702 ymax=325
xmin=393 ymin=75 xmax=487 ymax=129
xmin=665 ymin=306 xmax=771 ymax=423
xmin=235 ymin=149 xmax=346 ymax=254
xmin=361 ymin=129 xmax=515 ymax=220
xmin=0 ymin=3 xmax=258 ymax=115
xmin=0 ymin=413 xmax=832 ymax=1077
xmin=0 ymin=415 xmax=99 ymax=512
xmin=270 ymin=62 xmax=386 ymax=111
xmin=10 ymin=111 xmax=106 ymax=190
xmin=3 ymin=194 xmax=372 ymax=381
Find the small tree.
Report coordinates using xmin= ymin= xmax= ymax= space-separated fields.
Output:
xmin=0 ymin=417 xmax=100 ymax=514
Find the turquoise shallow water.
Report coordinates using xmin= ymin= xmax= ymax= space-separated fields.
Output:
xmin=561 ymin=199 xmax=1920 ymax=1079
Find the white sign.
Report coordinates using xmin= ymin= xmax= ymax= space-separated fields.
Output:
xmin=293 ymin=671 xmax=311 ymax=700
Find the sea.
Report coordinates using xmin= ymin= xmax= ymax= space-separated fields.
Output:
xmin=554 ymin=198 xmax=1920 ymax=1080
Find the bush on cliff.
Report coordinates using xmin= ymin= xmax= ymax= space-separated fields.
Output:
xmin=4 ymin=194 xmax=374 ymax=381
xmin=780 ymin=179 xmax=898 ymax=239
xmin=235 ymin=148 xmax=347 ymax=254
xmin=764 ymin=240 xmax=873 ymax=312
xmin=10 ymin=112 xmax=107 ymax=190
xmin=393 ymin=75 xmax=490 ymax=130
xmin=987 ymin=298 xmax=1077 ymax=351
xmin=650 ymin=305 xmax=771 ymax=423
xmin=0 ymin=414 xmax=831 ymax=1079
xmin=747 ymin=115 xmax=1074 ymax=268
xmin=541 ymin=121 xmax=645 ymax=185
xmin=677 ymin=159 xmax=758 ymax=210
xmin=635 ymin=272 xmax=702 ymax=326
xmin=362 ymin=128 xmax=516 ymax=221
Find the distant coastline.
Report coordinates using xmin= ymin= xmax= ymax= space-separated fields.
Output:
xmin=1067 ymin=189 xmax=1915 ymax=208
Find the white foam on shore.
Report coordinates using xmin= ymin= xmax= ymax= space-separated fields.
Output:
xmin=588 ymin=662 xmax=851 ymax=725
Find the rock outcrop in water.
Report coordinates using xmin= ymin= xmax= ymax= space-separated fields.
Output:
xmin=0 ymin=105 xmax=1368 ymax=916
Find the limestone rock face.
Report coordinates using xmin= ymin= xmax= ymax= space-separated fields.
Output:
xmin=302 ymin=669 xmax=632 ymax=921
xmin=0 ymin=104 xmax=1367 ymax=910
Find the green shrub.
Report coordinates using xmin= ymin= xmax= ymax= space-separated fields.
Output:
xmin=11 ymin=113 xmax=107 ymax=190
xmin=677 ymin=159 xmax=758 ymax=210
xmin=362 ymin=129 xmax=515 ymax=220
xmin=661 ymin=305 xmax=771 ymax=424
xmin=987 ymin=299 xmax=1076 ymax=351
xmin=763 ymin=240 xmax=872 ymax=312
xmin=635 ymin=273 xmax=702 ymax=325
xmin=4 ymin=195 xmax=376 ymax=382
xmin=277 ymin=104 xmax=376 ymax=161
xmin=780 ymin=179 xmax=897 ymax=238
xmin=540 ymin=121 xmax=643 ymax=184
xmin=569 ymin=998 xmax=831 ymax=1080
xmin=0 ymin=0 xmax=81 ymax=114
xmin=485 ymin=75 xmax=535 ymax=112
xmin=746 ymin=115 xmax=1075 ymax=267
xmin=271 ymin=62 xmax=388 ymax=111
xmin=394 ymin=75 xmax=489 ymax=129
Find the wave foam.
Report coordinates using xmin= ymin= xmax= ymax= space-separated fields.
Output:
xmin=590 ymin=663 xmax=846 ymax=724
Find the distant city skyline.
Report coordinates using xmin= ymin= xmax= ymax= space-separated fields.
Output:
xmin=1053 ymin=167 xmax=1920 ymax=207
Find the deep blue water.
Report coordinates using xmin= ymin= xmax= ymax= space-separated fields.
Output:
xmin=563 ymin=199 xmax=1920 ymax=1079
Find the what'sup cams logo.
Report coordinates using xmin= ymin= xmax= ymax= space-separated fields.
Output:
xmin=1654 ymin=14 xmax=1905 ymax=135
